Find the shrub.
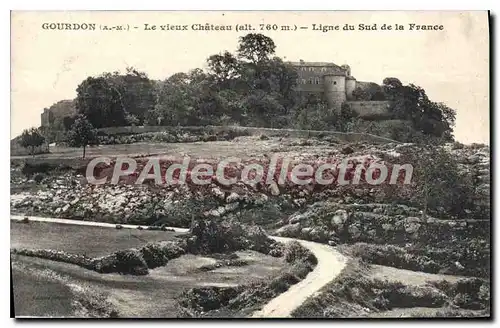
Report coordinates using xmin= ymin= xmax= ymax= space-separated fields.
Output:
xmin=187 ymin=219 xmax=278 ymax=255
xmin=19 ymin=127 xmax=46 ymax=156
xmin=139 ymin=242 xmax=171 ymax=268
xmin=33 ymin=173 xmax=45 ymax=183
xmin=269 ymin=272 xmax=298 ymax=293
xmin=427 ymin=278 xmax=490 ymax=310
xmin=284 ymin=241 xmax=317 ymax=265
xmin=11 ymin=248 xmax=95 ymax=270
xmin=21 ymin=162 xmax=57 ymax=177
xmin=177 ymin=287 xmax=241 ymax=313
xmin=347 ymin=243 xmax=441 ymax=274
xmin=139 ymin=241 xmax=186 ymax=269
xmin=203 ymin=134 xmax=217 ymax=142
xmin=98 ymin=249 xmax=149 ymax=275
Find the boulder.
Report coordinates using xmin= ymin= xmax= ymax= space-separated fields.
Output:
xmin=381 ymin=223 xmax=394 ymax=231
xmin=348 ymin=225 xmax=361 ymax=239
xmin=404 ymin=222 xmax=421 ymax=234
xmin=275 ymin=223 xmax=301 ymax=237
xmin=331 ymin=209 xmax=348 ymax=228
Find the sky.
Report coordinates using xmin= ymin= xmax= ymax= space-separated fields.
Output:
xmin=11 ymin=11 xmax=490 ymax=144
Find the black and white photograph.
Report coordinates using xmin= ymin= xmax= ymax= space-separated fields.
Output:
xmin=9 ymin=10 xmax=491 ymax=319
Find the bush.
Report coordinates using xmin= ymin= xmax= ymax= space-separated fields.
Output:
xmin=11 ymin=248 xmax=95 ymax=270
xmin=347 ymin=243 xmax=441 ymax=274
xmin=21 ymin=162 xmax=58 ymax=177
xmin=203 ymin=134 xmax=217 ymax=142
xmin=427 ymin=278 xmax=490 ymax=310
xmin=139 ymin=241 xmax=186 ymax=269
xmin=284 ymin=241 xmax=317 ymax=265
xmin=177 ymin=287 xmax=241 ymax=313
xmin=187 ymin=219 xmax=278 ymax=255
xmin=97 ymin=249 xmax=149 ymax=275
xmin=13 ymin=239 xmax=188 ymax=276
xmin=269 ymin=273 xmax=298 ymax=293
xmin=33 ymin=173 xmax=45 ymax=183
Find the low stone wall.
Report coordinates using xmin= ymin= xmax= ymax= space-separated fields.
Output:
xmin=96 ymin=125 xmax=400 ymax=144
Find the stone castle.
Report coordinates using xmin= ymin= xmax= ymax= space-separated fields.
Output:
xmin=289 ymin=60 xmax=390 ymax=118
xmin=41 ymin=61 xmax=391 ymax=128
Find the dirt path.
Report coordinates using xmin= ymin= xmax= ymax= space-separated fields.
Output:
xmin=10 ymin=215 xmax=189 ymax=233
xmin=11 ymin=215 xmax=347 ymax=318
xmin=251 ymin=236 xmax=347 ymax=318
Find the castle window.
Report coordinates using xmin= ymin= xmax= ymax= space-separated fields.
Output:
xmin=333 ymin=81 xmax=337 ymax=85
xmin=315 ymin=78 xmax=320 ymax=84
xmin=308 ymin=78 xmax=313 ymax=84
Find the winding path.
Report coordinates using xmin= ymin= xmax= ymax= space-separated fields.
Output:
xmin=11 ymin=215 xmax=347 ymax=318
xmin=252 ymin=236 xmax=347 ymax=318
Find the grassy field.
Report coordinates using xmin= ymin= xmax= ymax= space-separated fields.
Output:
xmin=12 ymin=250 xmax=285 ymax=318
xmin=11 ymin=137 xmax=336 ymax=161
xmin=11 ymin=221 xmax=286 ymax=318
xmin=12 ymin=267 xmax=75 ymax=317
xmin=11 ymin=221 xmax=181 ymax=257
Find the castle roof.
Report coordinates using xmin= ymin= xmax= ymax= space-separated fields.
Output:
xmin=288 ymin=61 xmax=345 ymax=69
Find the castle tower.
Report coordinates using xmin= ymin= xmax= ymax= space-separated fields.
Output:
xmin=340 ymin=64 xmax=356 ymax=100
xmin=345 ymin=76 xmax=357 ymax=100
xmin=323 ymin=74 xmax=346 ymax=113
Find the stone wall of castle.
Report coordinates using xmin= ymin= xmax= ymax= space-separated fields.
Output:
xmin=323 ymin=75 xmax=347 ymax=110
xmin=347 ymin=100 xmax=391 ymax=119
xmin=41 ymin=109 xmax=53 ymax=128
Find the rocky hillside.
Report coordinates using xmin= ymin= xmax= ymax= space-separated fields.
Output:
xmin=10 ymin=140 xmax=490 ymax=278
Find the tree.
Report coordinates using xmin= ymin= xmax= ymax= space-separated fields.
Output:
xmin=75 ymin=77 xmax=126 ymax=128
xmin=382 ymin=77 xmax=403 ymax=98
xmin=250 ymin=57 xmax=298 ymax=98
xmin=207 ymin=51 xmax=240 ymax=87
xmin=67 ymin=115 xmax=98 ymax=159
xmin=104 ymin=67 xmax=156 ymax=124
xmin=352 ymin=87 xmax=370 ymax=101
xmin=352 ymin=83 xmax=386 ymax=101
xmin=62 ymin=116 xmax=76 ymax=130
xmin=398 ymin=145 xmax=474 ymax=218
xmin=382 ymin=77 xmax=456 ymax=142
xmin=20 ymin=127 xmax=45 ymax=157
xmin=241 ymin=90 xmax=286 ymax=128
xmin=294 ymin=102 xmax=333 ymax=131
xmin=237 ymin=33 xmax=276 ymax=64
xmin=125 ymin=113 xmax=140 ymax=126
xmin=154 ymin=73 xmax=198 ymax=126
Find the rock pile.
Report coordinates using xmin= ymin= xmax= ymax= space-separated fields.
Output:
xmin=276 ymin=201 xmax=490 ymax=246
